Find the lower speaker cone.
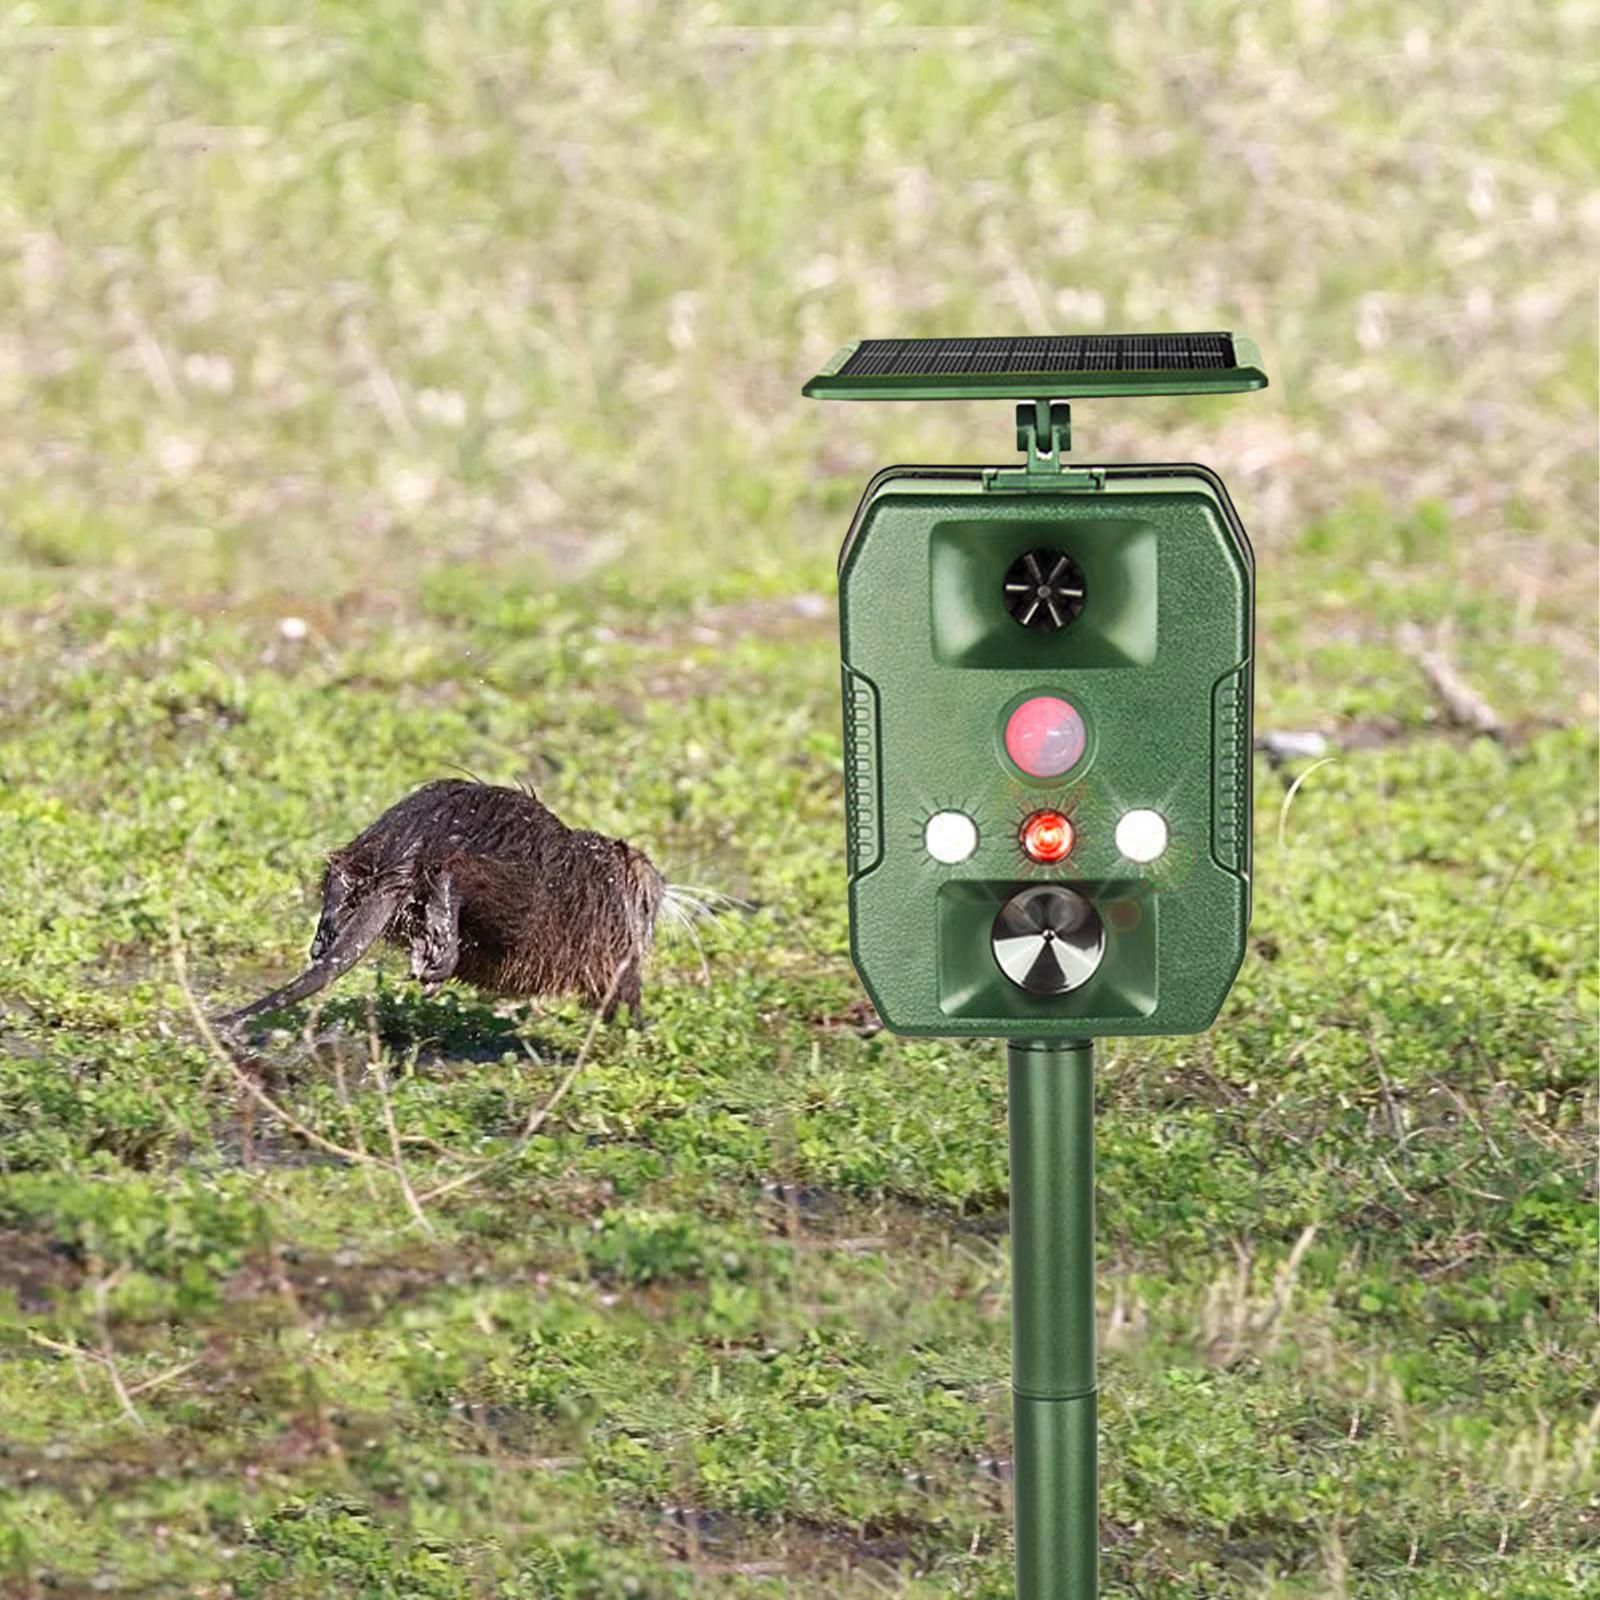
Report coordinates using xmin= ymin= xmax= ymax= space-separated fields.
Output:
xmin=991 ymin=885 xmax=1106 ymax=995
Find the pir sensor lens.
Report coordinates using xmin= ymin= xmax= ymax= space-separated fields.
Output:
xmin=924 ymin=810 xmax=979 ymax=864
xmin=1004 ymin=696 xmax=1086 ymax=779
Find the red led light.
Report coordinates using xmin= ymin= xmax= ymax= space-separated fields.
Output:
xmin=1020 ymin=809 xmax=1075 ymax=864
xmin=1004 ymin=695 xmax=1086 ymax=778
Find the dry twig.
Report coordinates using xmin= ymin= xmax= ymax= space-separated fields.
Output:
xmin=1400 ymin=622 xmax=1504 ymax=738
xmin=174 ymin=922 xmax=622 ymax=1219
xmin=367 ymin=1003 xmax=435 ymax=1237
xmin=417 ymin=968 xmax=622 ymax=1205
xmin=172 ymin=930 xmax=387 ymax=1171
xmin=26 ymin=1272 xmax=199 ymax=1433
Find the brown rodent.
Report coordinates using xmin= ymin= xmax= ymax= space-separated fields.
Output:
xmin=216 ymin=779 xmax=666 ymax=1030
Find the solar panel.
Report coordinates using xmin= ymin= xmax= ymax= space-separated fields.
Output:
xmin=804 ymin=332 xmax=1265 ymax=401
xmin=839 ymin=334 xmax=1236 ymax=378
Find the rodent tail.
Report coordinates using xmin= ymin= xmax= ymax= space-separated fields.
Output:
xmin=214 ymin=960 xmax=351 ymax=1031
xmin=214 ymin=884 xmax=402 ymax=1032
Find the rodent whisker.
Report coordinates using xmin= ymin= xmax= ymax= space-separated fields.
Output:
xmin=657 ymin=893 xmax=713 ymax=986
xmin=663 ymin=883 xmax=750 ymax=916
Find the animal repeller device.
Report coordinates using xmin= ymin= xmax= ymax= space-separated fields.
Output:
xmin=805 ymin=333 xmax=1266 ymax=1598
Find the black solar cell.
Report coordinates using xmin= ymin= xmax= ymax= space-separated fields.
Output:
xmin=838 ymin=333 xmax=1237 ymax=379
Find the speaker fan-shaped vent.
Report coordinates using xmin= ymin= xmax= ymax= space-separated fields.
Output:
xmin=1004 ymin=549 xmax=1086 ymax=632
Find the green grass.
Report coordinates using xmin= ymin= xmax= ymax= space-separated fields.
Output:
xmin=0 ymin=5 xmax=1596 ymax=1597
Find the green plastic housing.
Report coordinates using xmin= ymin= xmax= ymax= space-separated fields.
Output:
xmin=838 ymin=463 xmax=1253 ymax=1038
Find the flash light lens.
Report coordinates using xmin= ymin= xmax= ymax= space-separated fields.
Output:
xmin=1020 ymin=809 xmax=1075 ymax=864
xmin=924 ymin=810 xmax=979 ymax=864
xmin=1004 ymin=695 xmax=1086 ymax=778
xmin=1115 ymin=808 xmax=1169 ymax=863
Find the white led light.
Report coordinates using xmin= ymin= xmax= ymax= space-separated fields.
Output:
xmin=1115 ymin=808 xmax=1169 ymax=864
xmin=924 ymin=810 xmax=979 ymax=865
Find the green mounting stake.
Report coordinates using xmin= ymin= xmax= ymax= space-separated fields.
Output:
xmin=806 ymin=333 xmax=1268 ymax=1598
xmin=1009 ymin=1037 xmax=1098 ymax=1597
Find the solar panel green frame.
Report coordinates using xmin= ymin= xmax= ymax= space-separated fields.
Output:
xmin=804 ymin=332 xmax=1267 ymax=401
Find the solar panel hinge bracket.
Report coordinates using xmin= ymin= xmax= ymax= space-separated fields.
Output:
xmin=983 ymin=401 xmax=1103 ymax=492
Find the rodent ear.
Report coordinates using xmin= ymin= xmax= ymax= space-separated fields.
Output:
xmin=624 ymin=849 xmax=664 ymax=905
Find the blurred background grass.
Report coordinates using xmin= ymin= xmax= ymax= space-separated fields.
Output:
xmin=0 ymin=4 xmax=1595 ymax=1598
xmin=4 ymin=3 xmax=1595 ymax=634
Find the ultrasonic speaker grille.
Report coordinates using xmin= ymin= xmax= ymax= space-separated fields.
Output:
xmin=1004 ymin=548 xmax=1086 ymax=631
